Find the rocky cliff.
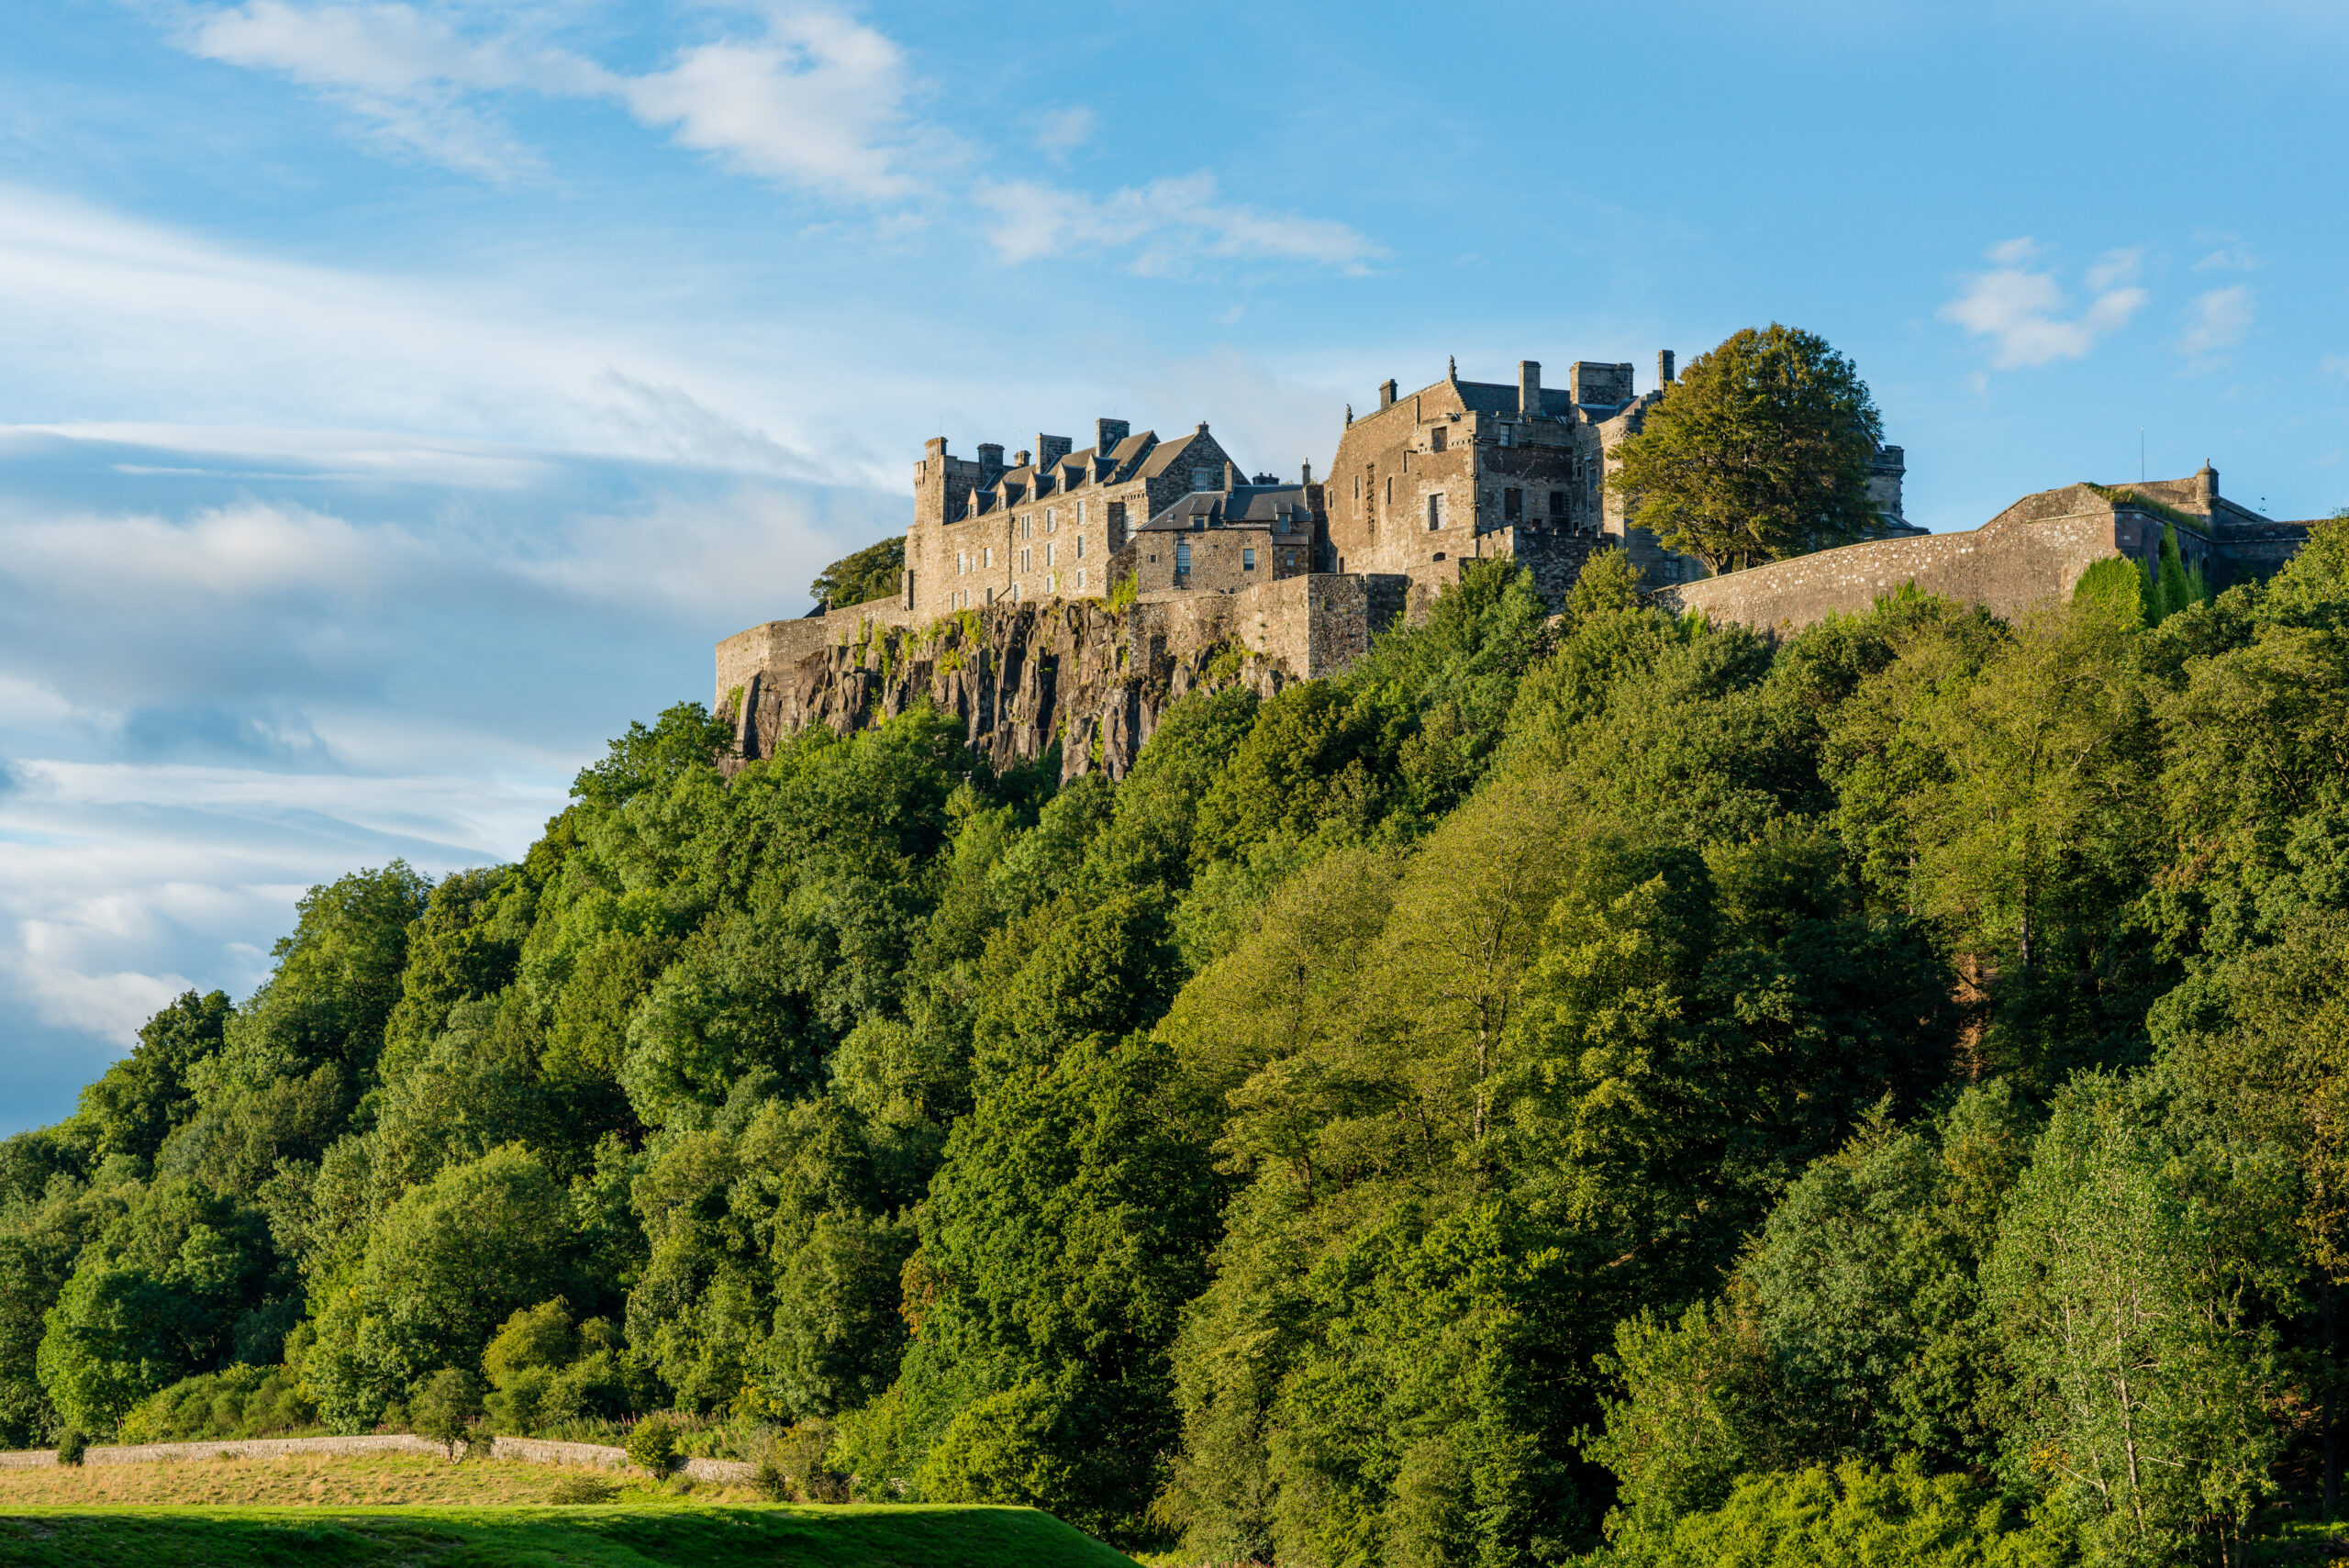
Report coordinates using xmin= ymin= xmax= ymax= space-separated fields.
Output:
xmin=724 ymin=597 xmax=1300 ymax=782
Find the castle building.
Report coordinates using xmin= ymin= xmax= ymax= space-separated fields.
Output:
xmin=907 ymin=419 xmax=1249 ymax=617
xmin=892 ymin=348 xmax=1932 ymax=626
xmin=1322 ymin=353 xmax=1915 ymax=602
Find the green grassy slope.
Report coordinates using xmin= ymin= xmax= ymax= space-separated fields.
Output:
xmin=0 ymin=1502 xmax=1137 ymax=1568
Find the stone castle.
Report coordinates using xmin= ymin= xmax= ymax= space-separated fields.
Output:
xmin=716 ymin=351 xmax=2321 ymax=777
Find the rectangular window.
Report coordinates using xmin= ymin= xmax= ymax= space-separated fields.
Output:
xmin=1020 ymin=548 xmax=1031 ymax=572
xmin=1431 ymin=426 xmax=1447 ymax=452
xmin=1504 ymin=487 xmax=1522 ymax=521
xmin=1550 ymin=490 xmax=1566 ymax=517
xmin=1075 ymin=533 xmax=1085 ymax=559
xmin=1108 ymin=501 xmax=1126 ymax=542
xmin=1499 ymin=425 xmax=1513 ymax=447
xmin=1428 ymin=492 xmax=1444 ymax=530
xmin=1385 ymin=476 xmax=1393 ymax=507
xmin=1022 ymin=516 xmax=1033 ymax=539
xmin=1077 ymin=568 xmax=1087 ymax=590
xmin=1191 ymin=467 xmax=1216 ymax=492
xmin=1044 ymin=541 xmax=1055 ymax=567
xmin=1077 ymin=501 xmax=1087 ymax=525
xmin=983 ymin=547 xmax=993 ymax=568
xmin=1243 ymin=547 xmax=1256 ymax=571
xmin=1045 ymin=508 xmax=1055 ymax=531
xmin=957 ymin=551 xmax=967 ymax=574
xmin=1175 ymin=540 xmax=1192 ymax=574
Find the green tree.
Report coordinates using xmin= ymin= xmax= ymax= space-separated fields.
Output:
xmin=808 ymin=536 xmax=906 ymax=611
xmin=75 ymin=991 xmax=230 ymax=1164
xmin=1985 ymin=1076 xmax=2293 ymax=1563
xmin=412 ymin=1366 xmax=483 ymax=1459
xmin=1608 ymin=324 xmax=1887 ymax=572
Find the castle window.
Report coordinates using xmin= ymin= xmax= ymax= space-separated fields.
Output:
xmin=1550 ymin=491 xmax=1566 ymax=517
xmin=1499 ymin=425 xmax=1513 ymax=448
xmin=1077 ymin=501 xmax=1087 ymax=525
xmin=1175 ymin=541 xmax=1192 ymax=574
xmin=1191 ymin=467 xmax=1216 ymax=492
xmin=1046 ymin=508 xmax=1056 ymax=532
xmin=957 ymin=551 xmax=967 ymax=574
xmin=1074 ymin=533 xmax=1085 ymax=559
xmin=1078 ymin=568 xmax=1087 ymax=590
xmin=1243 ymin=548 xmax=1256 ymax=571
xmin=1020 ymin=548 xmax=1031 ymax=572
xmin=983 ymin=547 xmax=993 ymax=568
xmin=1044 ymin=541 xmax=1055 ymax=567
xmin=1428 ymin=493 xmax=1444 ymax=530
xmin=1431 ymin=426 xmax=1447 ymax=453
xmin=1504 ymin=487 xmax=1522 ymax=521
xmin=1022 ymin=516 xmax=1033 ymax=539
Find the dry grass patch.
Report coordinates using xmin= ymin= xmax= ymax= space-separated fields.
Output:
xmin=0 ymin=1451 xmax=759 ymax=1509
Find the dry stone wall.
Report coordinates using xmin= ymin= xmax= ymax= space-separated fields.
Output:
xmin=0 ymin=1431 xmax=753 ymax=1483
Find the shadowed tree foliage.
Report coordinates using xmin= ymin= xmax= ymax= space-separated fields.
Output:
xmin=809 ymin=537 xmax=907 ymax=612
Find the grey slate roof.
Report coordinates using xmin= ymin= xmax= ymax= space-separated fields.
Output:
xmin=1141 ymin=484 xmax=1316 ymax=533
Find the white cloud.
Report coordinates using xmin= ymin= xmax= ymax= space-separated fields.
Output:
xmin=979 ymin=172 xmax=1383 ymax=275
xmin=1034 ymin=106 xmax=1096 ymax=157
xmin=2195 ymin=246 xmax=2260 ymax=272
xmin=2323 ymin=353 xmax=2349 ymax=382
xmin=2181 ymin=285 xmax=2254 ymax=360
xmin=619 ymin=15 xmax=926 ymax=202
xmin=1940 ymin=239 xmax=2149 ymax=369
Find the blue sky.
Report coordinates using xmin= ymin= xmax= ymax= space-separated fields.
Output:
xmin=2 ymin=0 xmax=2344 ymax=1129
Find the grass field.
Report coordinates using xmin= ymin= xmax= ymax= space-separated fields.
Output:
xmin=0 ymin=1453 xmax=1138 ymax=1566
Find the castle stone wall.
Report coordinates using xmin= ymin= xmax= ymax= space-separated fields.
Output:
xmin=0 ymin=1431 xmax=754 ymax=1484
xmin=1652 ymin=514 xmax=2129 ymax=631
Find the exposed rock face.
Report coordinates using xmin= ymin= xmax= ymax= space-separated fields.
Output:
xmin=725 ymin=598 xmax=1297 ymax=782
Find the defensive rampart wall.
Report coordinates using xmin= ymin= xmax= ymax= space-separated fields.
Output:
xmin=1652 ymin=513 xmax=2140 ymax=631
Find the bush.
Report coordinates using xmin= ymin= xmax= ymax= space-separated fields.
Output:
xmin=549 ymin=1472 xmax=620 ymax=1505
xmin=55 ymin=1428 xmax=85 ymax=1466
xmin=117 ymin=1365 xmax=318 ymax=1445
xmin=761 ymin=1418 xmax=849 ymax=1503
xmin=626 ymin=1414 xmax=680 ymax=1476
xmin=412 ymin=1368 xmax=484 ymax=1461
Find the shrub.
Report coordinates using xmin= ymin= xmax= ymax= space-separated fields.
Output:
xmin=54 ymin=1429 xmax=86 ymax=1466
xmin=763 ymin=1418 xmax=849 ymax=1503
xmin=626 ymin=1414 xmax=680 ymax=1476
xmin=549 ymin=1473 xmax=620 ymax=1505
xmin=412 ymin=1368 xmax=484 ymax=1461
xmin=117 ymin=1365 xmax=318 ymax=1445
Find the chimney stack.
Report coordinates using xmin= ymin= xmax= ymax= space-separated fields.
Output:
xmin=1519 ymin=360 xmax=1542 ymax=418
xmin=1036 ymin=434 xmax=1073 ymax=469
xmin=1658 ymin=350 xmax=1675 ymax=387
xmin=1301 ymin=460 xmax=1312 ymax=484
xmin=976 ymin=442 xmax=1005 ymax=476
xmin=1379 ymin=379 xmax=1397 ymax=411
xmin=1095 ymin=417 xmax=1130 ymax=453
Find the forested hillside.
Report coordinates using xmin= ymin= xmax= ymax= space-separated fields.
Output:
xmin=9 ymin=526 xmax=2349 ymax=1564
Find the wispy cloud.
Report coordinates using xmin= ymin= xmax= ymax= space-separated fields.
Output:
xmin=979 ymin=172 xmax=1383 ymax=276
xmin=2181 ymin=284 xmax=2254 ymax=361
xmin=176 ymin=4 xmax=1373 ymax=275
xmin=1940 ymin=239 xmax=2149 ymax=369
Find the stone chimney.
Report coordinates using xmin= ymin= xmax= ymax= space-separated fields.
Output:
xmin=1096 ymin=417 xmax=1130 ymax=453
xmin=1659 ymin=350 xmax=1675 ymax=387
xmin=1013 ymin=450 xmax=1030 ymax=469
xmin=1379 ymin=379 xmax=1397 ymax=411
xmin=1301 ymin=460 xmax=1312 ymax=484
xmin=1519 ymin=360 xmax=1542 ymax=418
xmin=1036 ymin=434 xmax=1073 ymax=468
xmin=976 ymin=442 xmax=1005 ymax=477
xmin=2198 ymin=462 xmax=2219 ymax=506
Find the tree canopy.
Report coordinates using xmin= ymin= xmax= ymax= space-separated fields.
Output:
xmin=12 ymin=535 xmax=2349 ymax=1562
xmin=808 ymin=536 xmax=906 ymax=612
xmin=1609 ymin=324 xmax=1887 ymax=572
